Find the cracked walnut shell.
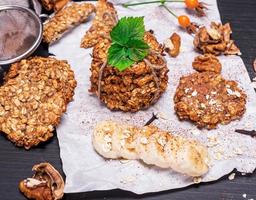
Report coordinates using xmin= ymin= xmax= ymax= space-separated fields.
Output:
xmin=90 ymin=32 xmax=168 ymax=112
xmin=19 ymin=162 xmax=64 ymax=200
xmin=0 ymin=57 xmax=76 ymax=149
xmin=174 ymin=72 xmax=246 ymax=129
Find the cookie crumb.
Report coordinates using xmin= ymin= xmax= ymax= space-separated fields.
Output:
xmin=192 ymin=90 xmax=198 ymax=96
xmin=228 ymin=172 xmax=236 ymax=180
xmin=120 ymin=159 xmax=131 ymax=164
xmin=251 ymin=82 xmax=256 ymax=89
xmin=120 ymin=176 xmax=136 ymax=184
xmin=191 ymin=129 xmax=201 ymax=136
xmin=193 ymin=177 xmax=202 ymax=184
xmin=234 ymin=147 xmax=243 ymax=155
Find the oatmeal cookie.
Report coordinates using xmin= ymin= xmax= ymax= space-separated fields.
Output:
xmin=43 ymin=2 xmax=95 ymax=44
xmin=0 ymin=57 xmax=76 ymax=149
xmin=174 ymin=72 xmax=246 ymax=129
xmin=80 ymin=0 xmax=118 ymax=48
xmin=90 ymin=32 xmax=168 ymax=112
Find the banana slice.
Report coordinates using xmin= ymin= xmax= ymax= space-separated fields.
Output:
xmin=144 ymin=129 xmax=171 ymax=168
xmin=112 ymin=124 xmax=139 ymax=160
xmin=135 ymin=126 xmax=156 ymax=166
xmin=164 ymin=137 xmax=209 ymax=177
xmin=92 ymin=121 xmax=119 ymax=159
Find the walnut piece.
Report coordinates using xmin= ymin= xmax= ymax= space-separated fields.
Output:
xmin=19 ymin=163 xmax=64 ymax=200
xmin=40 ymin=0 xmax=71 ymax=12
xmin=19 ymin=179 xmax=53 ymax=200
xmin=40 ymin=0 xmax=54 ymax=10
xmin=194 ymin=22 xmax=241 ymax=56
xmin=164 ymin=33 xmax=181 ymax=58
xmin=54 ymin=0 xmax=70 ymax=12
xmin=192 ymin=54 xmax=222 ymax=74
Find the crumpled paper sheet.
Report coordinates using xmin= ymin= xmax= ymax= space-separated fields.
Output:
xmin=50 ymin=0 xmax=256 ymax=194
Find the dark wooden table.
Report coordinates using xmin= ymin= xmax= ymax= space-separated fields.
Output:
xmin=0 ymin=0 xmax=256 ymax=199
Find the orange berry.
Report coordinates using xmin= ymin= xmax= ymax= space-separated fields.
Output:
xmin=185 ymin=0 xmax=199 ymax=9
xmin=178 ymin=15 xmax=191 ymax=28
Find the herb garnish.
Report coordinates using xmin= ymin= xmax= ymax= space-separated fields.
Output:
xmin=107 ymin=17 xmax=149 ymax=71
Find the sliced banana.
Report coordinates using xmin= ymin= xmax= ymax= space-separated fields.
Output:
xmin=144 ymin=130 xmax=171 ymax=168
xmin=164 ymin=138 xmax=209 ymax=177
xmin=135 ymin=126 xmax=157 ymax=166
xmin=92 ymin=121 xmax=119 ymax=159
xmin=112 ymin=124 xmax=139 ymax=160
xmin=92 ymin=121 xmax=209 ymax=177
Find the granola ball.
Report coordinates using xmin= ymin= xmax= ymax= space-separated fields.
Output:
xmin=90 ymin=32 xmax=169 ymax=112
xmin=192 ymin=54 xmax=222 ymax=74
xmin=174 ymin=72 xmax=246 ymax=129
xmin=0 ymin=57 xmax=77 ymax=149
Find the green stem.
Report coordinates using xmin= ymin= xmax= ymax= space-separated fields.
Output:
xmin=122 ymin=0 xmax=184 ymax=8
xmin=161 ymin=4 xmax=178 ymax=18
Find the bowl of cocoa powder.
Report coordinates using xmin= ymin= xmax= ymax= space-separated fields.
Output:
xmin=0 ymin=5 xmax=42 ymax=65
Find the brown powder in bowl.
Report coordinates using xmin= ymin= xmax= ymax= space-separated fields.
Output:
xmin=0 ymin=9 xmax=39 ymax=61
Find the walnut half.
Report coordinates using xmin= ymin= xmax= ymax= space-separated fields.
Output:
xmin=164 ymin=32 xmax=181 ymax=58
xmin=40 ymin=0 xmax=71 ymax=12
xmin=19 ymin=163 xmax=64 ymax=200
xmin=192 ymin=54 xmax=222 ymax=74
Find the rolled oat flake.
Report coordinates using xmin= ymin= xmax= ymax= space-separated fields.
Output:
xmin=0 ymin=5 xmax=42 ymax=65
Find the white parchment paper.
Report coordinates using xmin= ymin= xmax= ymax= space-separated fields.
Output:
xmin=51 ymin=0 xmax=256 ymax=194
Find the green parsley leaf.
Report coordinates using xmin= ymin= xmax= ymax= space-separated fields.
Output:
xmin=107 ymin=44 xmax=134 ymax=71
xmin=126 ymin=39 xmax=149 ymax=61
xmin=107 ymin=17 xmax=149 ymax=71
xmin=110 ymin=17 xmax=146 ymax=45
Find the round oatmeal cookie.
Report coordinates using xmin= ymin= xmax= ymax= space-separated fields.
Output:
xmin=174 ymin=72 xmax=246 ymax=129
xmin=90 ymin=31 xmax=169 ymax=112
xmin=0 ymin=57 xmax=77 ymax=149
